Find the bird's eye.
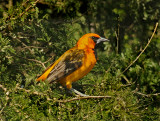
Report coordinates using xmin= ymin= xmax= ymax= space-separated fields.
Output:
xmin=92 ymin=36 xmax=95 ymax=39
xmin=91 ymin=36 xmax=99 ymax=42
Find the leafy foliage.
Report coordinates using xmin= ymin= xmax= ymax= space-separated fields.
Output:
xmin=0 ymin=0 xmax=160 ymax=120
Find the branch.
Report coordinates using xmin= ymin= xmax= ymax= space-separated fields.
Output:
xmin=15 ymin=85 xmax=46 ymax=96
xmin=0 ymin=0 xmax=40 ymax=30
xmin=118 ymin=22 xmax=158 ymax=77
xmin=1 ymin=84 xmax=111 ymax=104
xmin=9 ymin=0 xmax=40 ymax=20
xmin=115 ymin=17 xmax=120 ymax=54
xmin=16 ymin=38 xmax=34 ymax=54
xmin=0 ymin=84 xmax=10 ymax=114
xmin=57 ymin=95 xmax=112 ymax=103
xmin=25 ymin=58 xmax=46 ymax=69
xmin=44 ymin=56 xmax=55 ymax=64
xmin=18 ymin=0 xmax=40 ymax=19
xmin=0 ymin=84 xmax=7 ymax=92
xmin=15 ymin=84 xmax=111 ymax=103
xmin=133 ymin=90 xmax=160 ymax=97
xmin=14 ymin=54 xmax=46 ymax=69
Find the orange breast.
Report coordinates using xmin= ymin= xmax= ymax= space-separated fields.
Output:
xmin=59 ymin=48 xmax=96 ymax=89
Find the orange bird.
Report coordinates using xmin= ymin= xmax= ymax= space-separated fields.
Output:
xmin=36 ymin=33 xmax=109 ymax=96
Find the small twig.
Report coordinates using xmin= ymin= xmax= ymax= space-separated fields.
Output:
xmin=57 ymin=95 xmax=112 ymax=103
xmin=115 ymin=17 xmax=120 ymax=54
xmin=0 ymin=84 xmax=7 ymax=92
xmin=105 ymin=60 xmax=114 ymax=73
xmin=0 ymin=84 xmax=10 ymax=114
xmin=16 ymin=86 xmax=45 ymax=96
xmin=16 ymin=84 xmax=111 ymax=103
xmin=11 ymin=0 xmax=40 ymax=20
xmin=133 ymin=90 xmax=160 ymax=97
xmin=105 ymin=58 xmax=117 ymax=73
xmin=150 ymin=93 xmax=160 ymax=96
xmin=0 ymin=0 xmax=40 ymax=31
xmin=9 ymin=32 xmax=34 ymax=54
xmin=14 ymin=55 xmax=46 ymax=69
xmin=120 ymin=83 xmax=133 ymax=88
xmin=16 ymin=38 xmax=34 ymax=54
xmin=115 ymin=31 xmax=119 ymax=43
xmin=26 ymin=58 xmax=46 ymax=69
xmin=132 ymin=87 xmax=160 ymax=97
xmin=121 ymin=74 xmax=131 ymax=84
xmin=1 ymin=84 xmax=111 ymax=103
xmin=23 ymin=46 xmax=45 ymax=49
xmin=21 ymin=0 xmax=30 ymax=6
xmin=6 ymin=0 xmax=30 ymax=20
xmin=44 ymin=56 xmax=55 ymax=64
xmin=18 ymin=0 xmax=40 ymax=18
xmin=132 ymin=91 xmax=148 ymax=97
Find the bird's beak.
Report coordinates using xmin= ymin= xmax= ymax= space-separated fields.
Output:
xmin=96 ymin=37 xmax=109 ymax=44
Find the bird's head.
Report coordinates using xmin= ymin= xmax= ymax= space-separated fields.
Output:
xmin=77 ymin=33 xmax=109 ymax=49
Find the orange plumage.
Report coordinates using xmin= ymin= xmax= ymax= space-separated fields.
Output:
xmin=37 ymin=33 xmax=108 ymax=96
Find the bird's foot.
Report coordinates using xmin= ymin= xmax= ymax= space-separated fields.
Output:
xmin=70 ymin=88 xmax=89 ymax=97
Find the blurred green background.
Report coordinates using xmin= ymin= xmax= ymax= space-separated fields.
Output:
xmin=0 ymin=0 xmax=160 ymax=120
